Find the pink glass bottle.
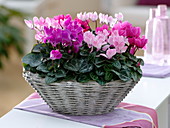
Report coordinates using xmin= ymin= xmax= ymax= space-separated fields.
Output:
xmin=152 ymin=16 xmax=164 ymax=65
xmin=144 ymin=8 xmax=156 ymax=64
xmin=152 ymin=5 xmax=170 ymax=65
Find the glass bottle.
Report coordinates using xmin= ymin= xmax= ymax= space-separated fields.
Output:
xmin=144 ymin=8 xmax=156 ymax=64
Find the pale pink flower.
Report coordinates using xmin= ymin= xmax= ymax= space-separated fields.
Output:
xmin=83 ymin=31 xmax=95 ymax=48
xmin=108 ymin=31 xmax=127 ymax=53
xmin=102 ymin=44 xmax=110 ymax=51
xmin=115 ymin=12 xmax=123 ymax=21
xmin=100 ymin=48 xmax=116 ymax=59
xmin=96 ymin=29 xmax=109 ymax=40
xmin=92 ymin=38 xmax=103 ymax=51
xmin=24 ymin=19 xmax=33 ymax=29
xmin=45 ymin=17 xmax=52 ymax=27
xmin=32 ymin=16 xmax=47 ymax=30
xmin=51 ymin=18 xmax=62 ymax=29
xmin=35 ymin=31 xmax=44 ymax=41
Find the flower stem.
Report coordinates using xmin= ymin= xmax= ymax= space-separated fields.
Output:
xmin=86 ymin=20 xmax=92 ymax=31
xmin=95 ymin=21 xmax=97 ymax=28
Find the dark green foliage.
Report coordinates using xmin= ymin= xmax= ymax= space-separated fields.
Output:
xmin=22 ymin=43 xmax=143 ymax=85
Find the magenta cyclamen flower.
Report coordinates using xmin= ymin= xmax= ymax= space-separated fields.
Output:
xmin=75 ymin=18 xmax=90 ymax=32
xmin=50 ymin=50 xmax=62 ymax=60
xmin=113 ymin=21 xmax=141 ymax=38
xmin=135 ymin=36 xmax=148 ymax=48
xmin=128 ymin=36 xmax=147 ymax=49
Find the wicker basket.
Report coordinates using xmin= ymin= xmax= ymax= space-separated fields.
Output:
xmin=23 ymin=71 xmax=137 ymax=115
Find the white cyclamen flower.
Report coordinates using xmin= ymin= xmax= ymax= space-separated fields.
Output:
xmin=115 ymin=12 xmax=123 ymax=21
xmin=77 ymin=12 xmax=89 ymax=21
xmin=88 ymin=12 xmax=98 ymax=21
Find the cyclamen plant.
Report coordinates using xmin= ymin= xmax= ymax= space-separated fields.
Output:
xmin=22 ymin=12 xmax=147 ymax=85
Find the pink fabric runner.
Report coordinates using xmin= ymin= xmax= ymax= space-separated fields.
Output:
xmin=15 ymin=93 xmax=158 ymax=128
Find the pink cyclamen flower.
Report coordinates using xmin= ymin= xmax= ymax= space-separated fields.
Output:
xmin=50 ymin=50 xmax=62 ymax=60
xmin=108 ymin=31 xmax=127 ymax=53
xmin=100 ymin=48 xmax=116 ymax=59
xmin=92 ymin=37 xmax=104 ymax=51
xmin=83 ymin=31 xmax=95 ymax=48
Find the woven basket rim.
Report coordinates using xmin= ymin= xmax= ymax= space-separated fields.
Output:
xmin=23 ymin=70 xmax=136 ymax=87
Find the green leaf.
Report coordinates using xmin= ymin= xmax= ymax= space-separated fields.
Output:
xmin=118 ymin=74 xmax=130 ymax=81
xmin=111 ymin=69 xmax=120 ymax=76
xmin=112 ymin=60 xmax=121 ymax=69
xmin=137 ymin=58 xmax=144 ymax=66
xmin=45 ymin=76 xmax=57 ymax=84
xmin=88 ymin=52 xmax=96 ymax=61
xmin=104 ymin=64 xmax=114 ymax=71
xmin=80 ymin=50 xmax=89 ymax=56
xmin=54 ymin=69 xmax=66 ymax=78
xmin=126 ymin=61 xmax=134 ymax=67
xmin=77 ymin=74 xmax=90 ymax=83
xmin=64 ymin=59 xmax=80 ymax=72
xmin=38 ymin=73 xmax=46 ymax=78
xmin=64 ymin=73 xmax=77 ymax=81
xmin=122 ymin=65 xmax=129 ymax=70
xmin=137 ymin=73 xmax=142 ymax=81
xmin=62 ymin=53 xmax=73 ymax=59
xmin=128 ymin=53 xmax=138 ymax=62
xmin=32 ymin=44 xmax=45 ymax=53
xmin=22 ymin=53 xmax=42 ymax=67
xmin=131 ymin=71 xmax=138 ymax=81
xmin=105 ymin=72 xmax=113 ymax=81
xmin=90 ymin=72 xmax=99 ymax=81
xmin=95 ymin=63 xmax=105 ymax=68
xmin=119 ymin=70 xmax=131 ymax=81
xmin=23 ymin=63 xmax=31 ymax=71
xmin=96 ymin=69 xmax=104 ymax=76
xmin=97 ymin=79 xmax=106 ymax=85
xmin=30 ymin=67 xmax=37 ymax=73
xmin=79 ymin=63 xmax=93 ymax=73
xmin=47 ymin=72 xmax=55 ymax=76
xmin=36 ymin=63 xmax=49 ymax=73
xmin=116 ymin=54 xmax=126 ymax=60
xmin=136 ymin=67 xmax=142 ymax=74
xmin=94 ymin=57 xmax=105 ymax=64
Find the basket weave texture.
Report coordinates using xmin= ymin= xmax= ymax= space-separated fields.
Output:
xmin=23 ymin=71 xmax=137 ymax=115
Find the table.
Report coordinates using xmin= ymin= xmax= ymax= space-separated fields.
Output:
xmin=0 ymin=76 xmax=170 ymax=128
